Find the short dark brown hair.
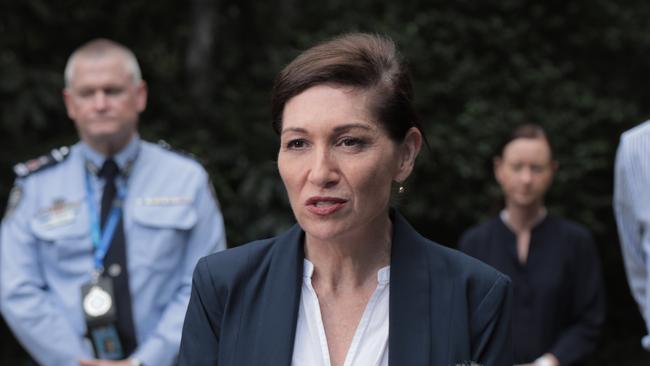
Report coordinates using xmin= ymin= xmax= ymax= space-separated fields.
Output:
xmin=271 ymin=33 xmax=423 ymax=143
xmin=498 ymin=123 xmax=554 ymax=158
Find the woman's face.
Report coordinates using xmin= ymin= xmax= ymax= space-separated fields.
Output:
xmin=494 ymin=137 xmax=557 ymax=209
xmin=277 ymin=84 xmax=420 ymax=242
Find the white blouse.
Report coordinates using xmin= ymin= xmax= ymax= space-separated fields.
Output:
xmin=291 ymin=259 xmax=390 ymax=366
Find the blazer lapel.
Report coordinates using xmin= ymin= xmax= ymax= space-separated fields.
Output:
xmin=389 ymin=211 xmax=454 ymax=365
xmin=252 ymin=224 xmax=304 ymax=366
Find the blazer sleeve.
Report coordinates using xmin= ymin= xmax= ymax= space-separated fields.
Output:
xmin=458 ymin=226 xmax=481 ymax=257
xmin=178 ymin=257 xmax=224 ymax=365
xmin=471 ymin=273 xmax=513 ymax=366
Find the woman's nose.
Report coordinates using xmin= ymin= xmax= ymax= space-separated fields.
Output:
xmin=520 ymin=167 xmax=533 ymax=183
xmin=308 ymin=148 xmax=339 ymax=188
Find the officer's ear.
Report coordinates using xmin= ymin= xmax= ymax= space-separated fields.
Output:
xmin=135 ymin=80 xmax=148 ymax=113
xmin=62 ymin=88 xmax=78 ymax=121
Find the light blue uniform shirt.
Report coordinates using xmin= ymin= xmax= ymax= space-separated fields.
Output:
xmin=0 ymin=135 xmax=226 ymax=366
xmin=614 ymin=120 xmax=650 ymax=350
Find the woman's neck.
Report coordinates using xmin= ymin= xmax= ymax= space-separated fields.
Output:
xmin=304 ymin=215 xmax=391 ymax=292
xmin=504 ymin=203 xmax=546 ymax=234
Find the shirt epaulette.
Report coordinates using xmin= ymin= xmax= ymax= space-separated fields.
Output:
xmin=13 ymin=146 xmax=71 ymax=178
xmin=156 ymin=140 xmax=202 ymax=163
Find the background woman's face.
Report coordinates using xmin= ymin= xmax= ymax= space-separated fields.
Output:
xmin=277 ymin=84 xmax=406 ymax=242
xmin=494 ymin=137 xmax=556 ymax=209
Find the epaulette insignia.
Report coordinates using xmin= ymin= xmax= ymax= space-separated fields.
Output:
xmin=13 ymin=146 xmax=71 ymax=178
xmin=4 ymin=185 xmax=22 ymax=218
xmin=157 ymin=140 xmax=201 ymax=162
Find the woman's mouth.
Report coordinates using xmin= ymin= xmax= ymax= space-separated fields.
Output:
xmin=305 ymin=196 xmax=347 ymax=215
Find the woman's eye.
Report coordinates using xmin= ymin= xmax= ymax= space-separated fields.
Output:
xmin=510 ymin=163 xmax=523 ymax=172
xmin=286 ymin=139 xmax=307 ymax=149
xmin=530 ymin=164 xmax=546 ymax=173
xmin=338 ymin=137 xmax=364 ymax=147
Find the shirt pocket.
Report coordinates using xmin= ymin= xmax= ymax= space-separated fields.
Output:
xmin=129 ymin=202 xmax=198 ymax=271
xmin=31 ymin=214 xmax=92 ymax=276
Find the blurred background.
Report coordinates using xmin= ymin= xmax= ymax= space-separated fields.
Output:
xmin=2 ymin=0 xmax=650 ymax=364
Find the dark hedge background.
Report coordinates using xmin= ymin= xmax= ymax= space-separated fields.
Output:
xmin=2 ymin=0 xmax=650 ymax=364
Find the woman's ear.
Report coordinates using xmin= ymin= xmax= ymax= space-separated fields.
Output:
xmin=394 ymin=127 xmax=422 ymax=183
xmin=493 ymin=156 xmax=504 ymax=185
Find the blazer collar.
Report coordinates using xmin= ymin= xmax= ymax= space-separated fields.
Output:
xmin=253 ymin=224 xmax=304 ymax=366
xmin=389 ymin=210 xmax=453 ymax=365
xmin=253 ymin=210 xmax=451 ymax=365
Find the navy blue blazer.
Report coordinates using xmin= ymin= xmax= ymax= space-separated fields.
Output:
xmin=178 ymin=211 xmax=512 ymax=365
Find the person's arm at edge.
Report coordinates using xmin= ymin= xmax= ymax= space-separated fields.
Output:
xmin=614 ymin=137 xmax=650 ymax=340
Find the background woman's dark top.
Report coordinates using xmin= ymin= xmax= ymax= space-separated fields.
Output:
xmin=459 ymin=215 xmax=605 ymax=365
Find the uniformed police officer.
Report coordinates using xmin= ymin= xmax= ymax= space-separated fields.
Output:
xmin=0 ymin=39 xmax=226 ymax=366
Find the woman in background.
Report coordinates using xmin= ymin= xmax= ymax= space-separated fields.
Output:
xmin=459 ymin=124 xmax=605 ymax=366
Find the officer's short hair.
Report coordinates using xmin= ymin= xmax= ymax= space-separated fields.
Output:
xmin=64 ymin=38 xmax=142 ymax=88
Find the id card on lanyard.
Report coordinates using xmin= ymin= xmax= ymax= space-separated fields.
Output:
xmin=81 ymin=167 xmax=127 ymax=360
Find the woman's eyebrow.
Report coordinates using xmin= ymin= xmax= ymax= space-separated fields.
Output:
xmin=332 ymin=123 xmax=372 ymax=133
xmin=280 ymin=127 xmax=307 ymax=135
xmin=281 ymin=123 xmax=372 ymax=136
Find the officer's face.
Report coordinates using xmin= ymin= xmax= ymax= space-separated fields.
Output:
xmin=63 ymin=52 xmax=147 ymax=155
xmin=494 ymin=137 xmax=557 ymax=209
xmin=277 ymin=84 xmax=420 ymax=243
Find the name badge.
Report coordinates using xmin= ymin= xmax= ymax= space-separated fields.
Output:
xmin=81 ymin=277 xmax=124 ymax=359
xmin=37 ymin=199 xmax=79 ymax=228
xmin=83 ymin=285 xmax=113 ymax=318
xmin=136 ymin=196 xmax=192 ymax=206
xmin=81 ymin=277 xmax=116 ymax=324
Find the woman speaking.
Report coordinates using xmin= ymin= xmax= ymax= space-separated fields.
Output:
xmin=178 ymin=33 xmax=512 ymax=365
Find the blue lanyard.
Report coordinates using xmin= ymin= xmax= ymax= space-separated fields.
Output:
xmin=85 ymin=169 xmax=127 ymax=273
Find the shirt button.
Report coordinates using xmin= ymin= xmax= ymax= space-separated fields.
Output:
xmin=108 ymin=263 xmax=122 ymax=277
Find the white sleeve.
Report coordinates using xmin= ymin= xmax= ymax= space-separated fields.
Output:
xmin=614 ymin=135 xmax=650 ymax=335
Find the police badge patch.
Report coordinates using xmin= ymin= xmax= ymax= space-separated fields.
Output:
xmin=4 ymin=185 xmax=22 ymax=218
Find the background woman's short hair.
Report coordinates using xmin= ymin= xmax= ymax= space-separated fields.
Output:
xmin=497 ymin=123 xmax=554 ymax=159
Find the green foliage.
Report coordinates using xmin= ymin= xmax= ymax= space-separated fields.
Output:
xmin=2 ymin=0 xmax=650 ymax=363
